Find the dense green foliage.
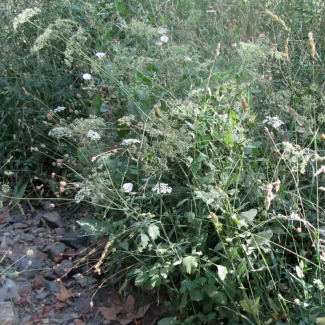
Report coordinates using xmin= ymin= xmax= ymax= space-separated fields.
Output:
xmin=2 ymin=0 xmax=325 ymax=324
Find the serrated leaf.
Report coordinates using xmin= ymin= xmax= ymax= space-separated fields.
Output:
xmin=182 ymin=256 xmax=198 ymax=274
xmin=216 ymin=265 xmax=228 ymax=281
xmin=148 ymin=274 xmax=161 ymax=288
xmin=135 ymin=271 xmax=149 ymax=286
xmin=139 ymin=233 xmax=150 ymax=250
xmin=240 ymin=297 xmax=260 ymax=315
xmin=148 ymin=224 xmax=160 ymax=241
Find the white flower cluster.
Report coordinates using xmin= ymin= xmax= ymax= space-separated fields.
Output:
xmin=152 ymin=183 xmax=172 ymax=194
xmin=263 ymin=116 xmax=284 ymax=129
xmin=122 ymin=183 xmax=133 ymax=193
xmin=53 ymin=106 xmax=66 ymax=113
xmin=13 ymin=8 xmax=41 ymax=30
xmin=74 ymin=187 xmax=91 ymax=203
xmin=122 ymin=139 xmax=141 ymax=145
xmin=156 ymin=28 xmax=169 ymax=46
xmin=82 ymin=73 xmax=92 ymax=80
xmin=95 ymin=52 xmax=106 ymax=59
xmin=87 ymin=130 xmax=101 ymax=141
xmin=49 ymin=127 xmax=72 ymax=138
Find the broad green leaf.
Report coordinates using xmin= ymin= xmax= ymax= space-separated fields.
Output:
xmin=119 ymin=241 xmax=129 ymax=250
xmin=268 ymin=297 xmax=280 ymax=313
xmin=190 ymin=289 xmax=204 ymax=301
xmin=179 ymin=291 xmax=188 ymax=310
xmin=182 ymin=256 xmax=198 ymax=274
xmin=205 ymin=285 xmax=219 ymax=299
xmin=158 ymin=317 xmax=180 ymax=325
xmin=240 ymin=209 xmax=257 ymax=225
xmin=248 ymin=229 xmax=273 ymax=248
xmin=90 ymin=94 xmax=102 ymax=116
xmin=240 ymin=297 xmax=260 ymax=315
xmin=148 ymin=224 xmax=160 ymax=241
xmin=148 ymin=274 xmax=161 ymax=288
xmin=216 ymin=265 xmax=228 ymax=281
xmin=135 ymin=271 xmax=149 ymax=286
xmin=160 ymin=267 xmax=168 ymax=279
xmin=213 ymin=291 xmax=228 ymax=305
xmin=139 ymin=233 xmax=150 ymax=250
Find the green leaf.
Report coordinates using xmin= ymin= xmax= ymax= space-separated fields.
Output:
xmin=77 ymin=147 xmax=89 ymax=165
xmin=216 ymin=265 xmax=228 ymax=281
xmin=248 ymin=229 xmax=273 ymax=248
xmin=213 ymin=291 xmax=228 ymax=305
xmin=158 ymin=317 xmax=180 ymax=325
xmin=205 ymin=285 xmax=219 ymax=299
xmin=139 ymin=233 xmax=150 ymax=250
xmin=148 ymin=224 xmax=160 ymax=241
xmin=90 ymin=94 xmax=102 ymax=116
xmin=190 ymin=289 xmax=204 ymax=301
xmin=160 ymin=267 xmax=168 ymax=279
xmin=179 ymin=291 xmax=188 ymax=310
xmin=240 ymin=209 xmax=257 ymax=225
xmin=77 ymin=219 xmax=111 ymax=236
xmin=135 ymin=271 xmax=149 ymax=286
xmin=148 ymin=274 xmax=161 ymax=288
xmin=182 ymin=256 xmax=198 ymax=274
xmin=240 ymin=297 xmax=260 ymax=315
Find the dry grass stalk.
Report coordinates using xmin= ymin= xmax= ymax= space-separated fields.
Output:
xmin=265 ymin=9 xmax=291 ymax=33
xmin=240 ymin=97 xmax=249 ymax=111
xmin=284 ymin=38 xmax=289 ymax=60
xmin=308 ymin=32 xmax=316 ymax=59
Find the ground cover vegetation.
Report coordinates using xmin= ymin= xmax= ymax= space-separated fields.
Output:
xmin=1 ymin=0 xmax=325 ymax=324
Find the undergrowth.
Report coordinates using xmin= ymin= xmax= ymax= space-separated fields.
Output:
xmin=2 ymin=0 xmax=325 ymax=324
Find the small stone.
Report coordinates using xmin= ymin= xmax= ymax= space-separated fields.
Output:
xmin=35 ymin=291 xmax=49 ymax=299
xmin=54 ymin=260 xmax=73 ymax=277
xmin=23 ymin=234 xmax=36 ymax=241
xmin=59 ymin=230 xmax=88 ymax=249
xmin=47 ymin=243 xmax=66 ymax=260
xmin=74 ymin=297 xmax=92 ymax=313
xmin=42 ymin=212 xmax=63 ymax=228
xmin=43 ymin=272 xmax=57 ymax=281
xmin=73 ymin=274 xmax=97 ymax=287
xmin=22 ymin=315 xmax=32 ymax=323
xmin=0 ymin=302 xmax=20 ymax=325
xmin=23 ymin=247 xmax=48 ymax=262
xmin=10 ymin=215 xmax=24 ymax=223
xmin=18 ymin=257 xmax=42 ymax=280
xmin=11 ymin=222 xmax=28 ymax=229
xmin=44 ymin=280 xmax=61 ymax=293
xmin=16 ymin=278 xmax=32 ymax=296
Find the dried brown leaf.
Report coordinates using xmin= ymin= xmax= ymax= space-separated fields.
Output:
xmin=52 ymin=281 xmax=74 ymax=302
xmin=133 ymin=304 xmax=150 ymax=319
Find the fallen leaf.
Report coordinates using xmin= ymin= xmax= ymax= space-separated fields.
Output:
xmin=98 ymin=290 xmax=150 ymax=325
xmin=53 ymin=302 xmax=66 ymax=309
xmin=53 ymin=281 xmax=74 ymax=302
xmin=133 ymin=304 xmax=150 ymax=319
xmin=32 ymin=274 xmax=44 ymax=289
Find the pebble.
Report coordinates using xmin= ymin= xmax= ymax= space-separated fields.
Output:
xmin=42 ymin=211 xmax=63 ymax=228
xmin=54 ymin=260 xmax=73 ymax=277
xmin=18 ymin=257 xmax=42 ymax=280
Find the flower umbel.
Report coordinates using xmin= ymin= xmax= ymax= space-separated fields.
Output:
xmin=82 ymin=73 xmax=92 ymax=80
xmin=95 ymin=52 xmax=106 ymax=59
xmin=87 ymin=130 xmax=100 ymax=141
xmin=152 ymin=183 xmax=172 ymax=194
xmin=53 ymin=106 xmax=66 ymax=113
